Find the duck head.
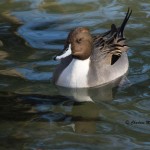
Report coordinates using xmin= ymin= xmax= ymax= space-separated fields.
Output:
xmin=54 ymin=27 xmax=93 ymax=60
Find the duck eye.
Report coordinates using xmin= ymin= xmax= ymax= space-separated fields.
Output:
xmin=76 ymin=38 xmax=82 ymax=44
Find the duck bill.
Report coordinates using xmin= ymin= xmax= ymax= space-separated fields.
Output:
xmin=54 ymin=44 xmax=72 ymax=61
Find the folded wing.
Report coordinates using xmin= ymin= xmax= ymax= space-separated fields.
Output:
xmin=91 ymin=8 xmax=132 ymax=65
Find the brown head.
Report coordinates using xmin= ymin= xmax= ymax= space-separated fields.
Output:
xmin=54 ymin=27 xmax=93 ymax=60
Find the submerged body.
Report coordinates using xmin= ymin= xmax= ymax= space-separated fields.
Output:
xmin=53 ymin=9 xmax=132 ymax=88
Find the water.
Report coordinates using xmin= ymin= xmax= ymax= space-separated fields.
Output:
xmin=0 ymin=0 xmax=150 ymax=149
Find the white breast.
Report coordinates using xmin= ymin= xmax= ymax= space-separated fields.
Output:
xmin=56 ymin=58 xmax=90 ymax=88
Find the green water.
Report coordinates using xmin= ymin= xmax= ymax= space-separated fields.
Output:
xmin=0 ymin=0 xmax=150 ymax=149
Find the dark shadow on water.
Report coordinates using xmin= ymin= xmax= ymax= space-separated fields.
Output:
xmin=0 ymin=92 xmax=68 ymax=121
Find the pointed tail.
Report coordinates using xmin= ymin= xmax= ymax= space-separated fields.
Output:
xmin=119 ymin=8 xmax=132 ymax=37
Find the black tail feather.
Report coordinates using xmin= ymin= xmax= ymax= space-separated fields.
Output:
xmin=119 ymin=8 xmax=132 ymax=37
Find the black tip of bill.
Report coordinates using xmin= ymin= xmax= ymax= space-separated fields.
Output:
xmin=53 ymin=56 xmax=57 ymax=61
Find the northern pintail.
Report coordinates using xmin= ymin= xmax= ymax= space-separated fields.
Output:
xmin=53 ymin=8 xmax=132 ymax=88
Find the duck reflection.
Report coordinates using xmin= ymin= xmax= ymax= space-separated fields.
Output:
xmin=0 ymin=78 xmax=123 ymax=135
xmin=56 ymin=77 xmax=122 ymax=102
xmin=55 ymin=77 xmax=124 ymax=133
xmin=69 ymin=101 xmax=99 ymax=133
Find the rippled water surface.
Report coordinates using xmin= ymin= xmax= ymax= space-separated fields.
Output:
xmin=0 ymin=0 xmax=150 ymax=150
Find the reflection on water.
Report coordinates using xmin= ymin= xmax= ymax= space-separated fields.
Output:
xmin=57 ymin=77 xmax=122 ymax=102
xmin=0 ymin=0 xmax=150 ymax=149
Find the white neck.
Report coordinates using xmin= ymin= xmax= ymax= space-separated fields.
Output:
xmin=56 ymin=58 xmax=90 ymax=88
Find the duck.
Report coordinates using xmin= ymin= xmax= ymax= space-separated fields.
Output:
xmin=53 ymin=8 xmax=132 ymax=88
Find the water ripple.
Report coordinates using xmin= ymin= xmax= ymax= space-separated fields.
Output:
xmin=135 ymin=99 xmax=150 ymax=111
